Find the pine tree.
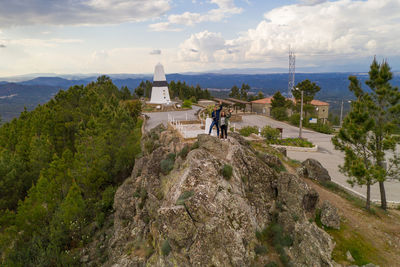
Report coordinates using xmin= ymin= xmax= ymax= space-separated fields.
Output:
xmin=333 ymin=58 xmax=400 ymax=210
xmin=332 ymin=77 xmax=376 ymax=210
xmin=229 ymin=85 xmax=240 ymax=99
xmin=271 ymin=91 xmax=289 ymax=121
xmin=240 ymin=83 xmax=250 ymax=100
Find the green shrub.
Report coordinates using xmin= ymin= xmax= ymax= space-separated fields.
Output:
xmin=254 ymin=244 xmax=268 ymax=255
xmin=308 ymin=122 xmax=334 ymax=134
xmin=221 ymin=164 xmax=233 ymax=180
xmin=289 ymin=113 xmax=301 ymax=126
xmin=265 ymin=262 xmax=278 ymax=267
xmin=160 ymin=154 xmax=175 ymax=175
xmin=144 ymin=140 xmax=155 ymax=153
xmin=191 ymin=141 xmax=199 ymax=150
xmin=268 ymin=138 xmax=313 ymax=148
xmin=100 ymin=186 xmax=117 ymax=212
xmin=139 ymin=188 xmax=148 ymax=209
xmin=261 ymin=125 xmax=280 ymax=141
xmin=271 ymin=107 xmax=288 ymax=121
xmin=166 ymin=153 xmax=176 ymax=161
xmin=182 ymin=99 xmax=192 ymax=108
xmin=161 ymin=239 xmax=171 ymax=256
xmin=178 ymin=145 xmax=189 ymax=159
xmin=189 ymin=96 xmax=197 ymax=104
xmin=95 ymin=212 xmax=106 ymax=228
xmin=239 ymin=126 xmax=259 ymax=137
xmin=176 ymin=191 xmax=194 ymax=205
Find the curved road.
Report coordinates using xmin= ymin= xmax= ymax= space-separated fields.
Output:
xmin=235 ymin=115 xmax=400 ymax=203
xmin=143 ymin=106 xmax=202 ymax=130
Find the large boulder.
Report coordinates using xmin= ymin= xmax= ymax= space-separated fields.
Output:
xmin=320 ymin=200 xmax=340 ymax=230
xmin=86 ymin=131 xmax=335 ymax=267
xmin=298 ymin=158 xmax=331 ymax=182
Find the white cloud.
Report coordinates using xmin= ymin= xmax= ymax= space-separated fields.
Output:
xmin=149 ymin=0 xmax=242 ymax=31
xmin=178 ymin=31 xmax=226 ymax=62
xmin=0 ymin=0 xmax=170 ymax=27
xmin=177 ymin=0 xmax=400 ymax=68
xmin=299 ymin=0 xmax=327 ymax=6
xmin=148 ymin=22 xmax=182 ymax=32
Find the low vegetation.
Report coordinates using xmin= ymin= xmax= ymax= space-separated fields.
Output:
xmin=182 ymin=99 xmax=192 ymax=109
xmin=260 ymin=125 xmax=280 ymax=140
xmin=255 ymin=220 xmax=293 ymax=267
xmin=268 ymin=137 xmax=314 ymax=148
xmin=160 ymin=153 xmax=176 ymax=175
xmin=178 ymin=145 xmax=190 ymax=159
xmin=161 ymin=239 xmax=172 ymax=256
xmin=176 ymin=191 xmax=194 ymax=205
xmin=239 ymin=126 xmax=259 ymax=137
xmin=221 ymin=164 xmax=233 ymax=180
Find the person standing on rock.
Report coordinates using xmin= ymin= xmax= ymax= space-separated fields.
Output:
xmin=220 ymin=109 xmax=232 ymax=140
xmin=209 ymin=101 xmax=223 ymax=136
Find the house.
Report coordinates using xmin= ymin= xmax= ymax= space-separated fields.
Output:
xmin=251 ymin=97 xmax=273 ymax=116
xmin=226 ymin=98 xmax=252 ymax=112
xmin=251 ymin=97 xmax=329 ymax=123
xmin=310 ymin=100 xmax=329 ymax=123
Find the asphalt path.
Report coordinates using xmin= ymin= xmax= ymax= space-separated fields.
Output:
xmin=143 ymin=106 xmax=201 ymax=130
xmin=236 ymin=115 xmax=400 ymax=203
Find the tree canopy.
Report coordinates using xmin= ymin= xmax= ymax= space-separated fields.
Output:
xmin=332 ymin=58 xmax=400 ymax=210
xmin=0 ymin=76 xmax=143 ymax=265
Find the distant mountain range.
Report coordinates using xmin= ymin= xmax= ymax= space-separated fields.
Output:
xmin=1 ymin=72 xmax=399 ymax=122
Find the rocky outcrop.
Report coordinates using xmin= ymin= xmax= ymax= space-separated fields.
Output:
xmin=84 ymin=128 xmax=335 ymax=266
xmin=297 ymin=158 xmax=331 ymax=182
xmin=320 ymin=200 xmax=340 ymax=230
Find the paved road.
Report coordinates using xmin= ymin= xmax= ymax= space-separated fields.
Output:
xmin=144 ymin=106 xmax=202 ymax=130
xmin=236 ymin=115 xmax=400 ymax=203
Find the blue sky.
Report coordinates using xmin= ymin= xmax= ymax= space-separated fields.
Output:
xmin=0 ymin=0 xmax=399 ymax=76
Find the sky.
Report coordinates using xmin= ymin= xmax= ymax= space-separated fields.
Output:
xmin=0 ymin=0 xmax=399 ymax=76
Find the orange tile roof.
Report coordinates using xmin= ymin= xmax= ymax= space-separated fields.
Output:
xmin=251 ymin=97 xmax=272 ymax=104
xmin=251 ymin=97 xmax=329 ymax=106
xmin=291 ymin=98 xmax=329 ymax=106
xmin=310 ymin=99 xmax=329 ymax=106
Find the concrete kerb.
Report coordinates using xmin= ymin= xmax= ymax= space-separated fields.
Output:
xmin=270 ymin=144 xmax=318 ymax=152
xmin=325 ymin=179 xmax=400 ymax=209
xmin=243 ymin=136 xmax=319 ymax=152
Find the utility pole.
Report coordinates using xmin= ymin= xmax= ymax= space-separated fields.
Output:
xmin=299 ymin=90 xmax=303 ymax=139
xmin=288 ymin=46 xmax=296 ymax=98
xmin=340 ymin=99 xmax=344 ymax=127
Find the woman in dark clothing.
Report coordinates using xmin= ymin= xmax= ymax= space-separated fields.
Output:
xmin=219 ymin=109 xmax=232 ymax=139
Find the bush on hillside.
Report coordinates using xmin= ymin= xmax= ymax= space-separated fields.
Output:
xmin=271 ymin=107 xmax=288 ymax=121
xmin=221 ymin=164 xmax=233 ymax=180
xmin=160 ymin=153 xmax=176 ymax=175
xmin=239 ymin=126 xmax=259 ymax=137
xmin=261 ymin=125 xmax=280 ymax=141
xmin=182 ymin=99 xmax=192 ymax=108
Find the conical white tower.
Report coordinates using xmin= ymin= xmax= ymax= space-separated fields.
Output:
xmin=150 ymin=63 xmax=171 ymax=104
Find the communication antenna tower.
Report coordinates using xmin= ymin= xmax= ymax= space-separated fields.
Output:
xmin=288 ymin=46 xmax=296 ymax=98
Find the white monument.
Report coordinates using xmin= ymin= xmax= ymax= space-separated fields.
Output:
xmin=149 ymin=63 xmax=171 ymax=104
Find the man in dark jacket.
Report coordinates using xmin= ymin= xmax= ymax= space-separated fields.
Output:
xmin=209 ymin=101 xmax=223 ymax=136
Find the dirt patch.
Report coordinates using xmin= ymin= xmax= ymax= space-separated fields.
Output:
xmin=304 ymin=179 xmax=400 ymax=266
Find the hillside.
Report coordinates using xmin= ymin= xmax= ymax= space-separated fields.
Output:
xmin=81 ymin=126 xmax=334 ymax=266
xmin=2 ymin=72 xmax=400 ymax=122
xmin=0 ymin=76 xmax=143 ymax=265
